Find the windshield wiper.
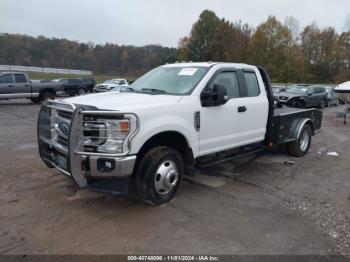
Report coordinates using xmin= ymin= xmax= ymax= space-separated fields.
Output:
xmin=141 ymin=88 xmax=167 ymax=94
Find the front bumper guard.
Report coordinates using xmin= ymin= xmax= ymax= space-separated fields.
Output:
xmin=37 ymin=100 xmax=138 ymax=192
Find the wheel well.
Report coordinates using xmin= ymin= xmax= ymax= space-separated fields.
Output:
xmin=134 ymin=131 xmax=195 ymax=176
xmin=304 ymin=120 xmax=315 ymax=135
xmin=40 ymin=89 xmax=55 ymax=97
xmin=290 ymin=98 xmax=305 ymax=105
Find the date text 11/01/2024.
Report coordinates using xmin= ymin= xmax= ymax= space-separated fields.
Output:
xmin=127 ymin=255 xmax=219 ymax=261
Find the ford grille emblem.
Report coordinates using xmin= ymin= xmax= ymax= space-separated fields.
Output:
xmin=58 ymin=122 xmax=70 ymax=136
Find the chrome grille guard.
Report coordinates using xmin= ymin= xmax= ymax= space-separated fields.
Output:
xmin=38 ymin=99 xmax=139 ymax=187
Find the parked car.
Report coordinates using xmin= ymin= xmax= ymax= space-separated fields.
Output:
xmin=93 ymin=79 xmax=129 ymax=92
xmin=38 ymin=62 xmax=322 ymax=206
xmin=0 ymin=72 xmax=64 ymax=103
xmin=82 ymin=77 xmax=96 ymax=92
xmin=53 ymin=78 xmax=88 ymax=96
xmin=278 ymin=85 xmax=328 ymax=108
xmin=324 ymin=85 xmax=339 ymax=107
xmin=272 ymin=84 xmax=287 ymax=94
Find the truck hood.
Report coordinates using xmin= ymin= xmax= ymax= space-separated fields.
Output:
xmin=60 ymin=92 xmax=183 ymax=111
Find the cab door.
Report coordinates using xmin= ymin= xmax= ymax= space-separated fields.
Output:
xmin=306 ymin=87 xmax=322 ymax=107
xmin=13 ymin=73 xmax=30 ymax=98
xmin=0 ymin=73 xmax=15 ymax=99
xmin=199 ymin=68 xmax=269 ymax=156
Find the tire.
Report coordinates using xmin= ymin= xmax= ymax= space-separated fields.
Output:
xmin=290 ymin=100 xmax=304 ymax=108
xmin=41 ymin=91 xmax=55 ymax=101
xmin=135 ymin=146 xmax=184 ymax=206
xmin=326 ymin=99 xmax=331 ymax=107
xmin=287 ymin=125 xmax=312 ymax=157
xmin=78 ymin=88 xmax=86 ymax=96
xmin=30 ymin=97 xmax=41 ymax=103
xmin=319 ymin=100 xmax=326 ymax=109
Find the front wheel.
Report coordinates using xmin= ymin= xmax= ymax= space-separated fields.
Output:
xmin=135 ymin=146 xmax=184 ymax=206
xmin=289 ymin=100 xmax=304 ymax=108
xmin=287 ymin=125 xmax=312 ymax=157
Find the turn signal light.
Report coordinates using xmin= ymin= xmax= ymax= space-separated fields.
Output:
xmin=119 ymin=121 xmax=129 ymax=133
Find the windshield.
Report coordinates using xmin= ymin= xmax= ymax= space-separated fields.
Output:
xmin=325 ymin=86 xmax=334 ymax=92
xmin=286 ymin=86 xmax=308 ymax=94
xmin=130 ymin=66 xmax=209 ymax=95
xmin=104 ymin=80 xmax=119 ymax=84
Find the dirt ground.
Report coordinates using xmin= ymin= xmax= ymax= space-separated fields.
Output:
xmin=0 ymin=99 xmax=349 ymax=255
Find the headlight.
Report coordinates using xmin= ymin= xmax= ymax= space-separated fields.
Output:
xmin=81 ymin=116 xmax=136 ymax=154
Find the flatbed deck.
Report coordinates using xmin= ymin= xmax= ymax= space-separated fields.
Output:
xmin=274 ymin=107 xmax=314 ymax=116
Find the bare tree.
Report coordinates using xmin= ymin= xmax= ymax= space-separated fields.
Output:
xmin=344 ymin=13 xmax=350 ymax=32
xmin=284 ymin=16 xmax=300 ymax=41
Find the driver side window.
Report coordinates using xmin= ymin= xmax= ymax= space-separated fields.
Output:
xmin=308 ymin=87 xmax=315 ymax=95
xmin=0 ymin=74 xmax=14 ymax=84
xmin=209 ymin=72 xmax=240 ymax=99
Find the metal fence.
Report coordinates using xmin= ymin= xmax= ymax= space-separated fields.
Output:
xmin=0 ymin=65 xmax=92 ymax=75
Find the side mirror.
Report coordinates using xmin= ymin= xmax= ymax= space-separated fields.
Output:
xmin=201 ymin=84 xmax=228 ymax=107
xmin=307 ymin=90 xmax=313 ymax=96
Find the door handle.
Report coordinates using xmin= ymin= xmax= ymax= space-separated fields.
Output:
xmin=238 ymin=106 xmax=247 ymax=113
xmin=8 ymin=85 xmax=13 ymax=87
xmin=24 ymin=84 xmax=29 ymax=87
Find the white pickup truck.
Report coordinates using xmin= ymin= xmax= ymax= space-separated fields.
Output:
xmin=38 ymin=62 xmax=322 ymax=205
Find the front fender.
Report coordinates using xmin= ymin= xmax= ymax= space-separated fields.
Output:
xmin=129 ymin=115 xmax=199 ymax=157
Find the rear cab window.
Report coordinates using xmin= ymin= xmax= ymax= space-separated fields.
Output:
xmin=14 ymin=74 xmax=27 ymax=83
xmin=243 ymin=71 xmax=260 ymax=97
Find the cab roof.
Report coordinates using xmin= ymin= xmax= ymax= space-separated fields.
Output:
xmin=162 ymin=62 xmax=256 ymax=70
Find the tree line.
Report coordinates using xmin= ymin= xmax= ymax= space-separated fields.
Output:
xmin=178 ymin=10 xmax=350 ymax=83
xmin=0 ymin=10 xmax=349 ymax=83
xmin=0 ymin=34 xmax=177 ymax=76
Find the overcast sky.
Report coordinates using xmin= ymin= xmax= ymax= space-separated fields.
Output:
xmin=0 ymin=0 xmax=349 ymax=47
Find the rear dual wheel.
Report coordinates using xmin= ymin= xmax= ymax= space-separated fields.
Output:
xmin=42 ymin=91 xmax=55 ymax=101
xmin=287 ymin=125 xmax=312 ymax=157
xmin=31 ymin=91 xmax=55 ymax=103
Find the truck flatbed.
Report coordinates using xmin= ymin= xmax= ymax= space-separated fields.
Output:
xmin=270 ymin=107 xmax=323 ymax=145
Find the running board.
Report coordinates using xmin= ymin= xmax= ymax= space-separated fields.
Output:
xmin=196 ymin=147 xmax=263 ymax=168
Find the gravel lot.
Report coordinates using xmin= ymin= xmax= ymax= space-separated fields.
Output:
xmin=0 ymin=99 xmax=349 ymax=255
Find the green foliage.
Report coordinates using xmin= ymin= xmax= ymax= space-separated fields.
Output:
xmin=178 ymin=10 xmax=221 ymax=61
xmin=179 ymin=10 xmax=350 ymax=84
xmin=0 ymin=34 xmax=176 ymax=76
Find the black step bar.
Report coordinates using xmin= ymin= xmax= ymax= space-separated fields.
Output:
xmin=196 ymin=146 xmax=263 ymax=168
